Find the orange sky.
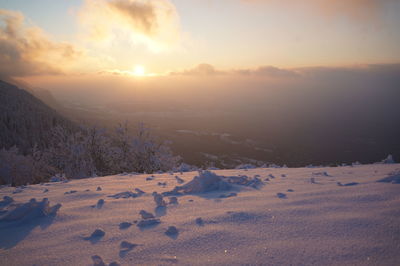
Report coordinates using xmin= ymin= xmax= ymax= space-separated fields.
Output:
xmin=0 ymin=0 xmax=399 ymax=82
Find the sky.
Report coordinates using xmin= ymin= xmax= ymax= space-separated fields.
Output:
xmin=0 ymin=0 xmax=399 ymax=82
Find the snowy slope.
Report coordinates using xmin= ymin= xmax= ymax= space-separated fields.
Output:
xmin=0 ymin=164 xmax=400 ymax=266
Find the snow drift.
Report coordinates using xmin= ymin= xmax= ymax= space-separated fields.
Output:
xmin=0 ymin=198 xmax=61 ymax=223
xmin=163 ymin=170 xmax=263 ymax=195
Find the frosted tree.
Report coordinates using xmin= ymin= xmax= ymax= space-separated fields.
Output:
xmin=0 ymin=146 xmax=36 ymax=186
xmin=130 ymin=123 xmax=180 ymax=173
xmin=47 ymin=126 xmax=96 ymax=179
xmin=1 ymin=122 xmax=180 ymax=184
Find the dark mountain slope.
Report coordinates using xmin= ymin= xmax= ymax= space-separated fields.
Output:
xmin=0 ymin=80 xmax=74 ymax=153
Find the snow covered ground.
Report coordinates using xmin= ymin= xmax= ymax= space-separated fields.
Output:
xmin=0 ymin=164 xmax=399 ymax=266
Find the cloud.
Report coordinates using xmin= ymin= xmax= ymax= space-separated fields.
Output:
xmin=295 ymin=63 xmax=400 ymax=83
xmin=78 ymin=0 xmax=181 ymax=52
xmin=242 ymin=0 xmax=393 ymax=21
xmin=108 ymin=0 xmax=157 ymax=35
xmin=169 ymin=63 xmax=400 ymax=82
xmin=234 ymin=66 xmax=299 ymax=77
xmin=170 ymin=64 xmax=298 ymax=78
xmin=170 ymin=64 xmax=225 ymax=76
xmin=0 ymin=9 xmax=82 ymax=78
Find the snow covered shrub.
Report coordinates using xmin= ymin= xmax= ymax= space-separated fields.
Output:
xmin=1 ymin=122 xmax=179 ymax=183
xmin=46 ymin=123 xmax=179 ymax=178
xmin=0 ymin=146 xmax=53 ymax=186
xmin=47 ymin=126 xmax=97 ymax=179
xmin=111 ymin=123 xmax=180 ymax=174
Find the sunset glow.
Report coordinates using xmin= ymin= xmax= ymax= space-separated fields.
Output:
xmin=133 ymin=65 xmax=146 ymax=77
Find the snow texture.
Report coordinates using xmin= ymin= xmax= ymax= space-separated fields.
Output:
xmin=1 ymin=164 xmax=400 ymax=265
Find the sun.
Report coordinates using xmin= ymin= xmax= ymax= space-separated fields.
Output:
xmin=133 ymin=65 xmax=146 ymax=76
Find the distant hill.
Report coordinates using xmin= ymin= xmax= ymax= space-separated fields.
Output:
xmin=0 ymin=80 xmax=74 ymax=153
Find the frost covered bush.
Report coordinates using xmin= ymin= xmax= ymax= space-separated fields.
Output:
xmin=0 ymin=123 xmax=179 ymax=185
xmin=0 ymin=146 xmax=54 ymax=186
xmin=47 ymin=123 xmax=179 ymax=179
xmin=110 ymin=123 xmax=179 ymax=174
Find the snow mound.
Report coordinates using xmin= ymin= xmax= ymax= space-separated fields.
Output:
xmin=91 ymin=255 xmax=119 ymax=266
xmin=377 ymin=173 xmax=400 ymax=184
xmin=337 ymin=182 xmax=359 ymax=187
xmin=0 ymin=198 xmax=61 ymax=223
xmin=152 ymin=192 xmax=167 ymax=207
xmin=134 ymin=188 xmax=145 ymax=195
xmin=165 ymin=226 xmax=178 ymax=237
xmin=174 ymin=163 xmax=198 ymax=172
xmin=215 ymin=211 xmax=270 ymax=224
xmin=50 ymin=174 xmax=68 ymax=182
xmin=137 ymin=218 xmax=160 ymax=228
xmin=175 ymin=176 xmax=185 ymax=184
xmin=139 ymin=210 xmax=155 ymax=219
xmin=107 ymin=191 xmax=139 ymax=199
xmin=119 ymin=241 xmax=137 ymax=256
xmin=235 ymin=164 xmax=257 ymax=169
xmin=380 ymin=155 xmax=396 ymax=164
xmin=119 ymin=222 xmax=132 ymax=229
xmin=93 ymin=199 xmax=105 ymax=209
xmin=163 ymin=171 xmax=264 ymax=195
xmin=0 ymin=196 xmax=13 ymax=208
xmin=163 ymin=171 xmax=231 ymax=195
xmin=169 ymin=196 xmax=178 ymax=204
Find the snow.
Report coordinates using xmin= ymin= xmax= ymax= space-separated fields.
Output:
xmin=139 ymin=210 xmax=155 ymax=220
xmin=1 ymin=164 xmax=400 ymax=265
xmin=380 ymin=154 xmax=396 ymax=164
xmin=0 ymin=198 xmax=61 ymax=223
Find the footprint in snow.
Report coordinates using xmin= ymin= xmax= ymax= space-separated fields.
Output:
xmin=337 ymin=182 xmax=359 ymax=187
xmin=155 ymin=206 xmax=167 ymax=217
xmin=139 ymin=210 xmax=155 ymax=219
xmin=175 ymin=176 xmax=185 ymax=184
xmin=377 ymin=174 xmax=400 ymax=184
xmin=119 ymin=241 xmax=138 ymax=258
xmin=165 ymin=226 xmax=179 ymax=239
xmin=137 ymin=218 xmax=161 ymax=229
xmin=12 ymin=188 xmax=23 ymax=194
xmin=135 ymin=188 xmax=145 ymax=195
xmin=157 ymin=182 xmax=167 ymax=187
xmin=64 ymin=190 xmax=77 ymax=194
xmin=195 ymin=217 xmax=204 ymax=226
xmin=91 ymin=255 xmax=120 ymax=266
xmin=94 ymin=199 xmax=105 ymax=209
xmin=0 ymin=196 xmax=13 ymax=208
xmin=153 ymin=192 xmax=167 ymax=207
xmin=277 ymin=192 xmax=287 ymax=199
xmin=310 ymin=177 xmax=322 ymax=184
xmin=84 ymin=229 xmax=105 ymax=244
xmin=91 ymin=255 xmax=105 ymax=266
xmin=219 ymin=192 xmax=237 ymax=198
xmin=119 ymin=222 xmax=132 ymax=230
xmin=169 ymin=197 xmax=178 ymax=204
